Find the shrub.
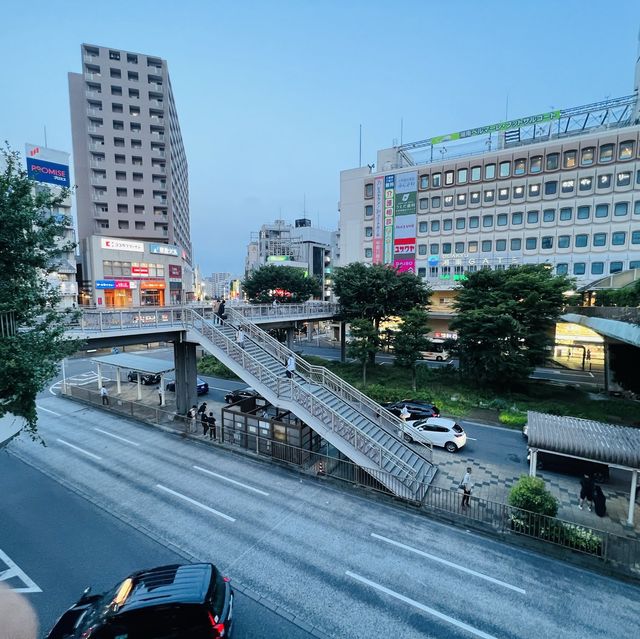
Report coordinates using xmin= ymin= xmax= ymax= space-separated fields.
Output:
xmin=508 ymin=475 xmax=558 ymax=517
xmin=198 ymin=356 xmax=239 ymax=380
xmin=499 ymin=410 xmax=527 ymax=427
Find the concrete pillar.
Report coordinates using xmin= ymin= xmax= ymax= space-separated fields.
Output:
xmin=174 ymin=339 xmax=197 ymax=415
xmin=137 ymin=376 xmax=142 ymax=401
xmin=628 ymin=470 xmax=638 ymax=526
xmin=529 ymin=449 xmax=537 ymax=477
xmin=97 ymin=363 xmax=103 ymax=389
xmin=340 ymin=321 xmax=346 ymax=363
xmin=307 ymin=321 xmax=313 ymax=342
xmin=286 ymin=326 xmax=295 ymax=350
xmin=160 ymin=373 xmax=166 ymax=407
xmin=116 ymin=368 xmax=122 ymax=395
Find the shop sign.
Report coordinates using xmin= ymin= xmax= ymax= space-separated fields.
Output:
xmin=140 ymin=280 xmax=166 ymax=289
xmin=115 ymin=280 xmax=136 ymax=289
xmin=149 ymin=243 xmax=179 ymax=257
xmin=26 ymin=157 xmax=70 ymax=187
xmin=168 ymin=264 xmax=182 ymax=278
xmin=95 ymin=279 xmax=115 ymax=289
xmin=131 ymin=265 xmax=149 ymax=276
xmin=100 ymin=238 xmax=144 ymax=252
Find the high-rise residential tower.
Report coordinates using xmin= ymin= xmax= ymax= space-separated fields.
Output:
xmin=69 ymin=43 xmax=192 ymax=264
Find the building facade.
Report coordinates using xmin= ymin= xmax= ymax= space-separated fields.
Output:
xmin=68 ymin=43 xmax=192 ymax=264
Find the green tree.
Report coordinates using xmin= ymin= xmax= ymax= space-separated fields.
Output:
xmin=347 ymin=319 xmax=380 ymax=385
xmin=242 ymin=265 xmax=322 ymax=303
xmin=508 ymin=475 xmax=558 ymax=517
xmin=393 ymin=307 xmax=431 ymax=391
xmin=450 ymin=265 xmax=571 ymax=389
xmin=0 ymin=146 xmax=79 ymax=438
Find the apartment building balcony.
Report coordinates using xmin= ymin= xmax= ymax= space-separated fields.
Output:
xmin=89 ymin=142 xmax=105 ymax=151
xmin=149 ymin=82 xmax=163 ymax=91
xmin=154 ymin=196 xmax=167 ymax=205
xmin=91 ymin=192 xmax=107 ymax=202
xmin=150 ymin=99 xmax=164 ymax=108
xmin=89 ymin=159 xmax=105 ymax=169
xmin=84 ymin=72 xmax=102 ymax=81
xmin=83 ymin=54 xmax=98 ymax=63
xmin=87 ymin=126 xmax=103 ymax=134
xmin=151 ymin=132 xmax=165 ymax=141
xmin=90 ymin=176 xmax=107 ymax=186
xmin=86 ymin=90 xmax=102 ymax=99
xmin=151 ymin=149 xmax=166 ymax=158
xmin=87 ymin=108 xmax=103 ymax=117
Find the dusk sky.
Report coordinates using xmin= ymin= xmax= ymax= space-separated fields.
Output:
xmin=2 ymin=0 xmax=640 ymax=275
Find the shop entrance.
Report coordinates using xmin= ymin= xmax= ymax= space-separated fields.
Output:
xmin=141 ymin=288 xmax=165 ymax=306
xmin=104 ymin=289 xmax=133 ymax=308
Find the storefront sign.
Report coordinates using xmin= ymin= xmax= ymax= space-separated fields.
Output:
xmin=95 ymin=280 xmax=115 ymax=289
xmin=394 ymin=192 xmax=416 ymax=216
xmin=395 ymin=171 xmax=417 ymax=194
xmin=131 ymin=265 xmax=149 ymax=276
xmin=100 ymin=238 xmax=144 ymax=252
xmin=373 ymin=176 xmax=384 ymax=264
xmin=383 ymin=175 xmax=395 ymax=264
xmin=95 ymin=279 xmax=136 ymax=289
xmin=267 ymin=255 xmax=293 ymax=262
xmin=168 ymin=264 xmax=182 ymax=278
xmin=149 ymin=243 xmax=179 ymax=256
xmin=140 ymin=280 xmax=166 ymax=289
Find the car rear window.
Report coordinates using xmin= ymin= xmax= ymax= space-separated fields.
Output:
xmin=452 ymin=424 xmax=463 ymax=433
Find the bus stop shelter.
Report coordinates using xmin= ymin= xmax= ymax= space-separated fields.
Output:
xmin=90 ymin=353 xmax=175 ymax=407
xmin=527 ymin=411 xmax=640 ymax=526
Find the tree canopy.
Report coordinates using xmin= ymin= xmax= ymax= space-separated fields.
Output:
xmin=393 ymin=307 xmax=431 ymax=391
xmin=333 ymin=263 xmax=430 ymax=328
xmin=347 ymin=318 xmax=380 ymax=385
xmin=0 ymin=146 xmax=79 ymax=437
xmin=242 ymin=265 xmax=322 ymax=303
xmin=450 ymin=265 xmax=571 ymax=388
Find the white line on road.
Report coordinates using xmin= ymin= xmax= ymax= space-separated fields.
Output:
xmin=56 ymin=438 xmax=102 ymax=461
xmin=0 ymin=548 xmax=42 ymax=594
xmin=466 ymin=437 xmax=477 ymax=441
xmin=193 ymin=465 xmax=269 ymax=496
xmin=370 ymin=533 xmax=525 ymax=594
xmin=346 ymin=571 xmax=499 ymax=639
xmin=36 ymin=405 xmax=61 ymax=417
xmin=94 ymin=428 xmax=140 ymax=447
xmin=155 ymin=484 xmax=235 ymax=522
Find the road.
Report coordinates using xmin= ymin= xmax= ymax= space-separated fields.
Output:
xmin=5 ymin=397 xmax=640 ymax=638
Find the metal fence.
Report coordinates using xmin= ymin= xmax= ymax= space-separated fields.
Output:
xmin=0 ymin=311 xmax=16 ymax=338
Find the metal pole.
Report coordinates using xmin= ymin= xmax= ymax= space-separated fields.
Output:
xmin=116 ymin=367 xmax=122 ymax=395
xmin=529 ymin=449 xmax=537 ymax=477
xmin=97 ymin=363 xmax=103 ymax=389
xmin=61 ymin=358 xmax=67 ymax=394
xmin=628 ymin=470 xmax=638 ymax=526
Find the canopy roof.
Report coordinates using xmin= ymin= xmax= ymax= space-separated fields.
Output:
xmin=91 ymin=353 xmax=174 ymax=375
xmin=527 ymin=411 xmax=640 ymax=470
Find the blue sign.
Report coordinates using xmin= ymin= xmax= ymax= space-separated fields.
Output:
xmin=95 ymin=280 xmax=115 ymax=289
xmin=26 ymin=157 xmax=70 ymax=187
xmin=427 ymin=255 xmax=440 ymax=266
xmin=384 ymin=175 xmax=395 ymax=189
xmin=149 ymin=243 xmax=179 ymax=257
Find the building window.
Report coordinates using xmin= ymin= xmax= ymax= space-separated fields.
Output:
xmin=135 ymin=221 xmax=145 ymax=230
xmin=364 ymin=183 xmax=373 ymax=198
xmin=635 ymin=200 xmax=640 ymax=215
xmin=457 ymin=168 xmax=468 ymax=184
xmin=431 ymin=220 xmax=440 ymax=232
xmin=444 ymin=171 xmax=454 ymax=185
xmin=364 ymin=248 xmax=372 ymax=258
xmin=455 ymin=241 xmax=465 ymax=253
xmin=599 ymin=144 xmax=614 ymax=162
xmin=577 ymin=205 xmax=590 ymax=219
xmin=456 ymin=217 xmax=465 ymax=230
xmin=529 ymin=184 xmax=540 ymax=197
xmin=442 ymin=243 xmax=452 ymax=254
xmin=496 ymin=239 xmax=506 ymax=251
xmin=591 ymin=262 xmax=604 ymax=275
xmin=419 ymin=198 xmax=429 ymax=210
xmin=558 ymin=235 xmax=570 ymax=248
xmin=469 ymin=216 xmax=479 ymax=229
xmin=579 ymin=177 xmax=592 ymax=191
xmin=432 ymin=173 xmax=441 ymax=188
xmin=468 ymin=241 xmax=478 ymax=253
xmin=598 ymin=174 xmax=611 ymax=189
xmin=527 ymin=210 xmax=539 ymax=224
xmin=525 ymin=237 xmax=537 ymax=250
xmin=614 ymin=202 xmax=628 ymax=216
xmin=610 ymin=261 xmax=623 ymax=273
xmin=485 ymin=164 xmax=496 ymax=179
xmin=127 ymin=53 xmax=138 ymax=64
xmin=631 ymin=261 xmax=640 ymax=269
xmin=581 ymin=147 xmax=595 ymax=166
xmin=111 ymin=85 xmax=122 ymax=96
xmin=514 ymin=158 xmax=527 ymax=175
xmin=543 ymin=209 xmax=555 ymax=222
xmin=444 ymin=195 xmax=454 ymax=207
xmin=430 ymin=243 xmax=439 ymax=254
xmin=484 ymin=189 xmax=495 ymax=203
xmin=418 ymin=244 xmax=427 ymax=256
xmin=575 ymin=234 xmax=588 ymax=247
xmin=364 ymin=227 xmax=373 ymax=237
xmin=481 ymin=240 xmax=492 ymax=252
xmin=431 ymin=196 xmax=441 ymax=208
xmin=559 ymin=207 xmax=572 ymax=221
xmin=112 ymin=103 xmax=123 ymax=113
xmin=419 ymin=175 xmax=429 ymax=190
xmin=499 ymin=161 xmax=510 ymax=177
xmin=456 ymin=193 xmax=466 ymax=205
xmin=632 ymin=230 xmax=640 ymax=244
xmin=109 ymin=50 xmax=121 ymax=60
xmin=593 ymin=233 xmax=607 ymax=246
xmin=116 ymin=187 xmax=127 ymax=197
xmin=561 ymin=179 xmax=575 ymax=193
xmin=470 ymin=191 xmax=480 ymax=204
xmin=471 ymin=166 xmax=481 ymax=181
xmin=573 ymin=263 xmax=586 ymax=275
xmin=546 ymin=153 xmax=559 ymax=170
xmin=563 ymin=150 xmax=577 ymax=168
xmin=513 ymin=186 xmax=524 ymax=199
xmin=512 ymin=211 xmax=523 ymax=224
xmin=482 ymin=215 xmax=493 ymax=228
xmin=541 ymin=236 xmax=553 ymax=249
xmin=418 ymin=221 xmax=428 ymax=233
xmin=612 ymin=231 xmax=626 ymax=246
xmin=510 ymin=238 xmax=522 ymax=250
xmin=364 ymin=205 xmax=373 ymax=217
xmin=418 ymin=267 xmax=426 ymax=278
xmin=544 ymin=181 xmax=557 ymax=195
xmin=117 ymin=220 xmax=129 ymax=229
xmin=497 ymin=213 xmax=508 ymax=226
xmin=619 ymin=140 xmax=635 ymax=160
xmin=117 ymin=204 xmax=128 ymax=213
xmin=530 ymin=156 xmax=542 ymax=173
xmin=498 ymin=188 xmax=509 ymax=201
xmin=595 ymin=204 xmax=609 ymax=218
xmin=556 ymin=263 xmax=568 ymax=275
xmin=443 ymin=219 xmax=453 ymax=231
xmin=617 ymin=172 xmax=631 ymax=187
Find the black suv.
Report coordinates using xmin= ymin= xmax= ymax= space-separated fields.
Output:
xmin=46 ymin=563 xmax=233 ymax=639
xmin=382 ymin=400 xmax=441 ymax=420
xmin=127 ymin=371 xmax=161 ymax=385
xmin=224 ymin=387 xmax=260 ymax=404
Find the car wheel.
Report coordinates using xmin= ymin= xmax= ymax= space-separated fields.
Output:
xmin=444 ymin=441 xmax=458 ymax=453
xmin=436 ymin=356 xmax=443 ymax=361
xmin=403 ymin=433 xmax=413 ymax=443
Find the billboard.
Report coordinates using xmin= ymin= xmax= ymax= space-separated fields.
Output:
xmin=383 ymin=175 xmax=395 ymax=264
xmin=100 ymin=237 xmax=144 ymax=252
xmin=149 ymin=243 xmax=179 ymax=256
xmin=373 ymin=176 xmax=384 ymax=264
xmin=25 ymin=144 xmax=70 ymax=188
xmin=392 ymin=172 xmax=417 ymax=273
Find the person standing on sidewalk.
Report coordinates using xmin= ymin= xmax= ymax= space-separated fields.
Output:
xmin=579 ymin=473 xmax=595 ymax=511
xmin=216 ymin=299 xmax=226 ymax=324
xmin=187 ymin=405 xmax=197 ymax=433
xmin=461 ymin=467 xmax=473 ymax=508
xmin=207 ymin=411 xmax=217 ymax=440
xmin=157 ymin=386 xmax=163 ymax=406
xmin=100 ymin=386 xmax=109 ymax=406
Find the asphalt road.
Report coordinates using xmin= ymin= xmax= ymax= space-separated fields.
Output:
xmin=0 ymin=452 xmax=315 ymax=639
xmin=6 ymin=398 xmax=640 ymax=639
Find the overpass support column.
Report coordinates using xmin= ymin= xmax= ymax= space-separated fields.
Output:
xmin=286 ymin=327 xmax=295 ymax=350
xmin=174 ymin=338 xmax=197 ymax=415
xmin=529 ymin=449 xmax=537 ymax=477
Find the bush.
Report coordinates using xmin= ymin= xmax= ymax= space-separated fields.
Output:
xmin=198 ymin=356 xmax=240 ymax=380
xmin=508 ymin=475 xmax=558 ymax=517
xmin=499 ymin=410 xmax=527 ymax=427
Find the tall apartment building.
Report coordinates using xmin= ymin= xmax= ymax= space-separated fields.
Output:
xmin=69 ymin=43 xmax=192 ymax=264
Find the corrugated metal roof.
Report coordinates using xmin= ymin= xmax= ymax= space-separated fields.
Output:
xmin=527 ymin=411 xmax=640 ymax=469
xmin=91 ymin=353 xmax=175 ymax=374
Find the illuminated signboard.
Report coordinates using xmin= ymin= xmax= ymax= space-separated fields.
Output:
xmin=168 ymin=264 xmax=182 ymax=278
xmin=149 ymin=243 xmax=179 ymax=256
xmin=267 ymin=255 xmax=293 ymax=262
xmin=100 ymin=237 xmax=144 ymax=252
xmin=25 ymin=144 xmax=71 ymax=188
xmin=95 ymin=280 xmax=136 ymax=289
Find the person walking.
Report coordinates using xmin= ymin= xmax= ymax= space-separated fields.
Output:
xmin=207 ymin=411 xmax=217 ymax=440
xmin=400 ymin=405 xmax=410 ymax=421
xmin=236 ymin=328 xmax=245 ymax=349
xmin=157 ymin=386 xmax=163 ymax=406
xmin=286 ymin=354 xmax=296 ymax=379
xmin=593 ymin=485 xmax=607 ymax=517
xmin=586 ymin=348 xmax=591 ymax=361
xmin=100 ymin=386 xmax=109 ymax=406
xmin=579 ymin=473 xmax=595 ymax=511
xmin=187 ymin=404 xmax=197 ymax=433
xmin=216 ymin=299 xmax=226 ymax=324
xmin=461 ymin=467 xmax=473 ymax=508
xmin=212 ymin=298 xmax=221 ymax=324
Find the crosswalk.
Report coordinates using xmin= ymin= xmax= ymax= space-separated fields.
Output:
xmin=50 ymin=372 xmax=111 ymax=395
xmin=0 ymin=548 xmax=41 ymax=593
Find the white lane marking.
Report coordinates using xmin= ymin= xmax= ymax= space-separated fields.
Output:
xmin=36 ymin=405 xmax=61 ymax=417
xmin=94 ymin=428 xmax=140 ymax=447
xmin=155 ymin=484 xmax=235 ymax=522
xmin=193 ymin=465 xmax=269 ymax=496
xmin=371 ymin=533 xmax=526 ymax=594
xmin=56 ymin=439 xmax=102 ymax=461
xmin=346 ymin=571 xmax=499 ymax=639
xmin=0 ymin=549 xmax=42 ymax=594
xmin=466 ymin=437 xmax=477 ymax=441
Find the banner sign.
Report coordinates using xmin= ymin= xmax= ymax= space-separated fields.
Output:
xmin=95 ymin=279 xmax=136 ymax=289
xmin=168 ymin=264 xmax=182 ymax=278
xmin=383 ymin=175 xmax=395 ymax=264
xmin=395 ymin=171 xmax=417 ymax=194
xmin=100 ymin=237 xmax=144 ymax=252
xmin=393 ymin=172 xmax=417 ymax=273
xmin=26 ymin=157 xmax=70 ymax=187
xmin=131 ymin=266 xmax=149 ymax=276
xmin=373 ymin=176 xmax=384 ymax=264
xmin=149 ymin=243 xmax=179 ymax=256
xmin=394 ymin=191 xmax=416 ymax=216
xmin=95 ymin=280 xmax=115 ymax=289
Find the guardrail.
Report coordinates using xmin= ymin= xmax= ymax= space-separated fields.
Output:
xmin=564 ymin=306 xmax=640 ymax=322
xmin=231 ymin=302 xmax=339 ymax=321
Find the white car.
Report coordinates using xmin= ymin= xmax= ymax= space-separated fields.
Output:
xmin=401 ymin=417 xmax=467 ymax=453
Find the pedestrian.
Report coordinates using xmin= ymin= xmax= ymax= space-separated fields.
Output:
xmin=460 ymin=467 xmax=473 ymax=508
xmin=579 ymin=473 xmax=595 ymax=511
xmin=100 ymin=386 xmax=109 ymax=406
xmin=236 ymin=328 xmax=245 ymax=349
xmin=400 ymin=405 xmax=410 ymax=421
xmin=217 ymin=299 xmax=226 ymax=323
xmin=593 ymin=485 xmax=607 ymax=517
xmin=586 ymin=348 xmax=591 ymax=361
xmin=187 ymin=404 xmax=197 ymax=433
xmin=207 ymin=411 xmax=217 ymax=440
xmin=157 ymin=386 xmax=163 ymax=406
xmin=272 ymin=299 xmax=278 ymax=309
xmin=197 ymin=401 xmax=207 ymax=422
xmin=286 ymin=354 xmax=296 ymax=379
xmin=212 ymin=298 xmax=221 ymax=323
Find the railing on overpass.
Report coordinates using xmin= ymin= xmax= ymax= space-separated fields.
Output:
xmin=564 ymin=306 xmax=640 ymax=323
xmin=230 ymin=301 xmax=340 ymax=321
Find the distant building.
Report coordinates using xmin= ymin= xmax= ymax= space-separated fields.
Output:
xmin=203 ymin=272 xmax=233 ymax=299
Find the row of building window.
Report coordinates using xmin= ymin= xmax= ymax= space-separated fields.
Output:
xmin=557 ymin=261 xmax=639 ymax=276
xmin=85 ymin=47 xmax=162 ymax=68
xmin=91 ymin=137 xmax=165 ymax=149
xmin=103 ymin=261 xmax=166 ymax=277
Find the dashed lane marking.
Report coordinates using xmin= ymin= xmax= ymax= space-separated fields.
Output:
xmin=93 ymin=428 xmax=140 ymax=447
xmin=56 ymin=438 xmax=102 ymax=461
xmin=155 ymin=484 xmax=235 ymax=522
xmin=193 ymin=465 xmax=269 ymax=496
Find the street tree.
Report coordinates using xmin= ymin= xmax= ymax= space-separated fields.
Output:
xmin=393 ymin=307 xmax=431 ymax=391
xmin=242 ymin=265 xmax=322 ymax=304
xmin=0 ymin=146 xmax=79 ymax=438
xmin=450 ymin=265 xmax=571 ymax=389
xmin=347 ymin=318 xmax=380 ymax=385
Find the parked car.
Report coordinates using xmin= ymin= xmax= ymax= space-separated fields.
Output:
xmin=165 ymin=377 xmax=209 ymax=395
xmin=45 ymin=562 xmax=234 ymax=639
xmin=402 ymin=417 xmax=467 ymax=453
xmin=527 ymin=450 xmax=610 ymax=482
xmin=382 ymin=400 xmax=441 ymax=420
xmin=127 ymin=371 xmax=161 ymax=385
xmin=225 ymin=387 xmax=260 ymax=404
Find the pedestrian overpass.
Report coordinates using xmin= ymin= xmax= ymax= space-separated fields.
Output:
xmin=65 ymin=302 xmax=437 ymax=501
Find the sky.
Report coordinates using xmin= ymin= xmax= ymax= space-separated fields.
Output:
xmin=2 ymin=0 xmax=640 ymax=276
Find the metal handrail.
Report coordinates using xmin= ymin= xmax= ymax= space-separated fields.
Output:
xmin=231 ymin=301 xmax=339 ymax=320
xmin=184 ymin=309 xmax=422 ymax=483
